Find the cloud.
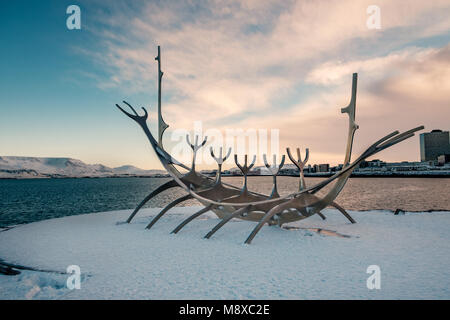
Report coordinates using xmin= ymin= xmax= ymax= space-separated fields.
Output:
xmin=251 ymin=45 xmax=450 ymax=165
xmin=79 ymin=0 xmax=450 ymax=167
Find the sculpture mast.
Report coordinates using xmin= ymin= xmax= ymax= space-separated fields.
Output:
xmin=341 ymin=73 xmax=358 ymax=166
xmin=155 ymin=45 xmax=169 ymax=148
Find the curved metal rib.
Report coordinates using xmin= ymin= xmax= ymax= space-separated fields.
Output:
xmin=243 ymin=196 xmax=317 ymax=244
xmin=245 ymin=202 xmax=289 ymax=244
xmin=145 ymin=194 xmax=193 ymax=229
xmin=204 ymin=205 xmax=251 ymax=239
xmin=126 ymin=179 xmax=178 ymax=223
xmin=244 ymin=195 xmax=355 ymax=244
xmin=331 ymin=201 xmax=356 ymax=224
xmin=317 ymin=212 xmax=326 ymax=220
xmin=171 ymin=205 xmax=214 ymax=234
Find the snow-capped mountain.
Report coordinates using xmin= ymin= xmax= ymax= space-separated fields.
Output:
xmin=112 ymin=165 xmax=165 ymax=175
xmin=0 ymin=156 xmax=166 ymax=179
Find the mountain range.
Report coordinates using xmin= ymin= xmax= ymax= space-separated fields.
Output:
xmin=0 ymin=156 xmax=166 ymax=179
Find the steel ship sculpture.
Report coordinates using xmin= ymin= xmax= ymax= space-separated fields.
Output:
xmin=116 ymin=46 xmax=424 ymax=244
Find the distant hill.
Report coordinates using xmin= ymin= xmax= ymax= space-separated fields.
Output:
xmin=112 ymin=165 xmax=165 ymax=175
xmin=0 ymin=156 xmax=166 ymax=179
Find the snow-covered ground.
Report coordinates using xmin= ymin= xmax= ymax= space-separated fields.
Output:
xmin=0 ymin=207 xmax=449 ymax=299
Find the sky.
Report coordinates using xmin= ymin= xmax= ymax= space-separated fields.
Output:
xmin=0 ymin=0 xmax=449 ymax=170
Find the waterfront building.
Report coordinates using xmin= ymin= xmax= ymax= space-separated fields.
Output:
xmin=438 ymin=154 xmax=450 ymax=166
xmin=314 ymin=164 xmax=330 ymax=173
xmin=420 ymin=130 xmax=450 ymax=161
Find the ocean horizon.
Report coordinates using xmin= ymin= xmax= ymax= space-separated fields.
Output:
xmin=1 ymin=176 xmax=449 ymax=227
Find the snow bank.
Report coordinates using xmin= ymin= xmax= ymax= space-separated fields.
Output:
xmin=0 ymin=207 xmax=449 ymax=299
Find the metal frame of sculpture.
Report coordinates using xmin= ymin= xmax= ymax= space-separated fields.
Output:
xmin=116 ymin=46 xmax=424 ymax=244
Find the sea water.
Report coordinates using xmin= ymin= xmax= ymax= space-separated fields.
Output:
xmin=0 ymin=177 xmax=449 ymax=227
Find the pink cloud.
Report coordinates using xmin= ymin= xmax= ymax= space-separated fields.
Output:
xmin=81 ymin=0 xmax=450 ymax=168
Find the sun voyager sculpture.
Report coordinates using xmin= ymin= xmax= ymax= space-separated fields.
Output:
xmin=116 ymin=46 xmax=424 ymax=244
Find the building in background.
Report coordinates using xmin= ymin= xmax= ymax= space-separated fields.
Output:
xmin=420 ymin=130 xmax=450 ymax=161
xmin=359 ymin=159 xmax=385 ymax=168
xmin=438 ymin=154 xmax=450 ymax=166
xmin=314 ymin=164 xmax=330 ymax=173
